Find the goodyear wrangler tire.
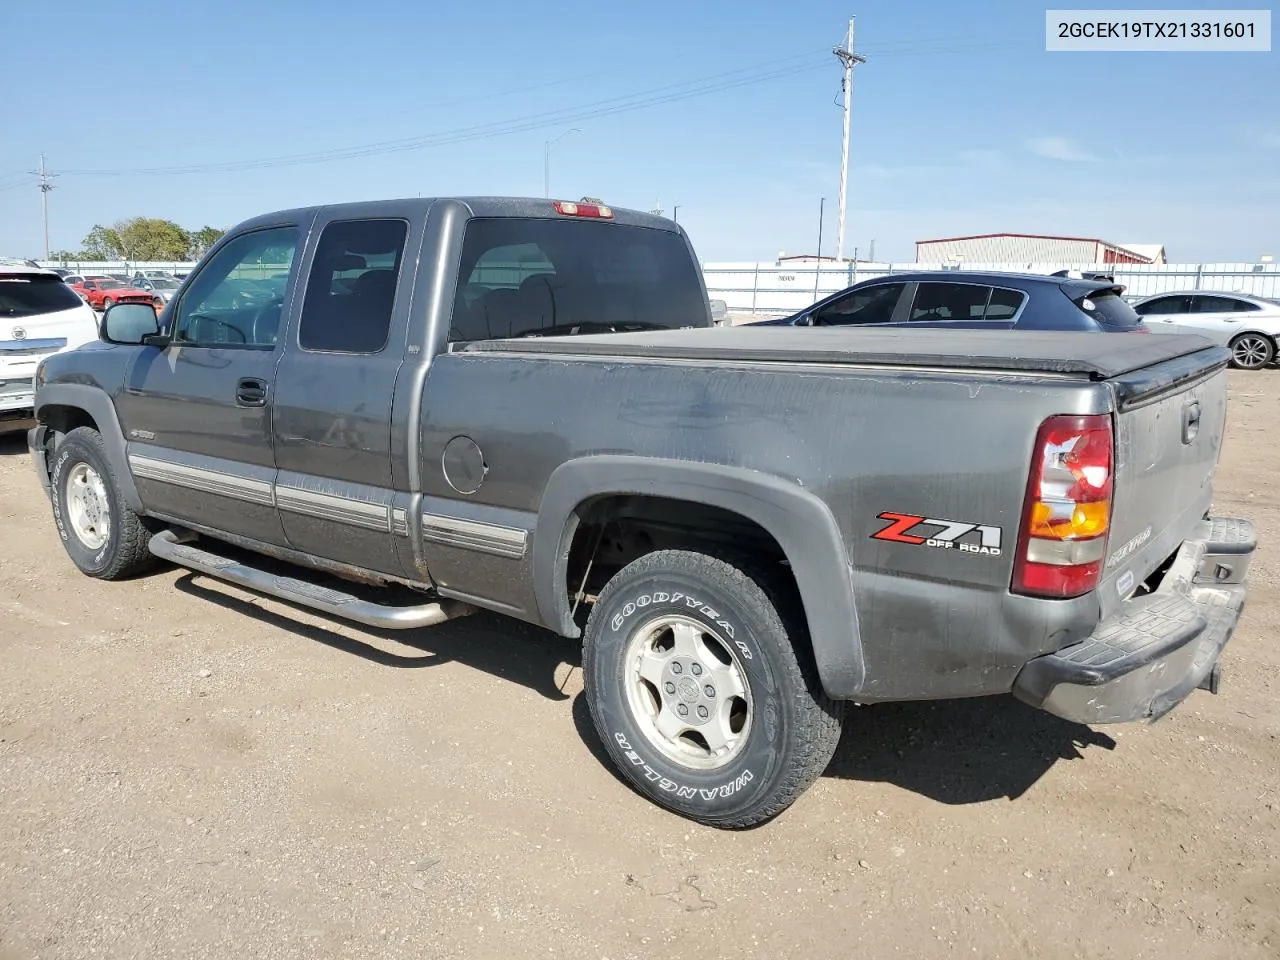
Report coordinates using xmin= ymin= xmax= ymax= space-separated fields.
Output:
xmin=582 ymin=549 xmax=844 ymax=828
xmin=49 ymin=427 xmax=157 ymax=580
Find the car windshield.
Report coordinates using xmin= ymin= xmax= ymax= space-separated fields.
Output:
xmin=98 ymin=280 xmax=126 ymax=290
xmin=149 ymin=279 xmax=179 ymax=290
xmin=0 ymin=273 xmax=86 ymax=318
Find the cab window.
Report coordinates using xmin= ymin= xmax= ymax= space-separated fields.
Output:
xmin=172 ymin=227 xmax=298 ymax=347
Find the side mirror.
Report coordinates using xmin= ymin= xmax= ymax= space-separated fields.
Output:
xmin=100 ymin=302 xmax=166 ymax=346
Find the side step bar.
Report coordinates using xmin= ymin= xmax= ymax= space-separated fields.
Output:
xmin=149 ymin=530 xmax=475 ymax=630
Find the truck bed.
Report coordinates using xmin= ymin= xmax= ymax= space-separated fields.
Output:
xmin=464 ymin=327 xmax=1220 ymax=379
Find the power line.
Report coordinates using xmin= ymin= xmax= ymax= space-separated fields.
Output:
xmin=3 ymin=38 xmax=1017 ymax=187
xmin=64 ymin=51 xmax=832 ymax=178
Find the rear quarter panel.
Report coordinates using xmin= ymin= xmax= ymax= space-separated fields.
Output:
xmin=418 ymin=351 xmax=1116 ymax=700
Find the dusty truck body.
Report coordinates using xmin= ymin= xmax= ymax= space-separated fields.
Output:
xmin=27 ymin=197 xmax=1254 ymax=827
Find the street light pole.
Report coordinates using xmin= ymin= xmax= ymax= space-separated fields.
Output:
xmin=544 ymin=128 xmax=580 ymax=199
xmin=672 ymin=204 xmax=681 ymax=223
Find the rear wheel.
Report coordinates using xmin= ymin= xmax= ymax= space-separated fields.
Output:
xmin=101 ymin=296 xmax=115 ymax=311
xmin=582 ymin=549 xmax=844 ymax=828
xmin=49 ymin=427 xmax=157 ymax=579
xmin=1229 ymin=333 xmax=1274 ymax=370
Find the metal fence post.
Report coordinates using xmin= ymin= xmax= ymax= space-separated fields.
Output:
xmin=751 ymin=264 xmax=759 ymax=314
xmin=1195 ymin=263 xmax=1204 ymax=289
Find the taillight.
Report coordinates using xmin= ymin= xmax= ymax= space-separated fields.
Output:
xmin=1012 ymin=413 xmax=1114 ymax=599
xmin=553 ymin=200 xmax=613 ymax=219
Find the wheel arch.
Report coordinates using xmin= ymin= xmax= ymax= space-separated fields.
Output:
xmin=35 ymin=383 xmax=143 ymax=512
xmin=532 ymin=455 xmax=865 ymax=698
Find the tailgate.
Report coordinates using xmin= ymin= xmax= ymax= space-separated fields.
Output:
xmin=1100 ymin=346 xmax=1230 ymax=614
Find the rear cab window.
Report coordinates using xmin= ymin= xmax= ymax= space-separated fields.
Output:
xmin=449 ymin=218 xmax=708 ymax=342
xmin=299 ymin=218 xmax=408 ymax=354
xmin=0 ymin=272 xmax=87 ymax=319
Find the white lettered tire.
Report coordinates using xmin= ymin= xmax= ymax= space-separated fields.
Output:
xmin=583 ymin=549 xmax=844 ymax=828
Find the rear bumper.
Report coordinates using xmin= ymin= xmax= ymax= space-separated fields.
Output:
xmin=0 ymin=410 xmax=36 ymax=434
xmin=1012 ymin=516 xmax=1253 ymax=724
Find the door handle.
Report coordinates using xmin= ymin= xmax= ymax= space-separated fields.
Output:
xmin=1182 ymin=399 xmax=1201 ymax=445
xmin=236 ymin=377 xmax=268 ymax=406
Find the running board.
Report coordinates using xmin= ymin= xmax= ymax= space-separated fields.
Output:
xmin=148 ymin=530 xmax=475 ymax=630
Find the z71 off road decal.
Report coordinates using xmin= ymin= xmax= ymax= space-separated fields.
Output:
xmin=871 ymin=512 xmax=1003 ymax=557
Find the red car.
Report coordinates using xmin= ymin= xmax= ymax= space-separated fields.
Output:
xmin=71 ymin=278 xmax=161 ymax=311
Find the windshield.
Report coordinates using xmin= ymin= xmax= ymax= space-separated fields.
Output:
xmin=149 ymin=279 xmax=179 ymax=290
xmin=449 ymin=217 xmax=708 ymax=341
xmin=98 ymin=280 xmax=126 ymax=290
xmin=0 ymin=273 xmax=86 ymax=318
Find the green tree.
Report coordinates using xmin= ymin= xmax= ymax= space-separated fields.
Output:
xmin=80 ymin=225 xmax=124 ymax=260
xmin=187 ymin=225 xmax=226 ymax=259
xmin=48 ymin=249 xmax=79 ymax=263
xmin=114 ymin=217 xmax=190 ymax=261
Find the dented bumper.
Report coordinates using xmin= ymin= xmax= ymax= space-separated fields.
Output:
xmin=1011 ymin=516 xmax=1252 ymax=724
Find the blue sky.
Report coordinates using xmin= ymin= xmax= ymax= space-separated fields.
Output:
xmin=1 ymin=0 xmax=1275 ymax=263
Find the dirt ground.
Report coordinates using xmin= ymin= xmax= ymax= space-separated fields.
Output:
xmin=1 ymin=371 xmax=1277 ymax=960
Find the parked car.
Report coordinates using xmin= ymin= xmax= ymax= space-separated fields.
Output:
xmin=131 ymin=276 xmax=181 ymax=305
xmin=27 ymin=197 xmax=1251 ymax=828
xmin=70 ymin=278 xmax=160 ymax=311
xmin=132 ymin=269 xmax=177 ymax=283
xmin=748 ymin=271 xmax=1146 ymax=333
xmin=1132 ymin=291 xmax=1280 ymax=369
xmin=62 ymin=274 xmax=85 ymax=287
xmin=0 ymin=265 xmax=99 ymax=434
xmin=709 ymin=298 xmax=729 ymax=326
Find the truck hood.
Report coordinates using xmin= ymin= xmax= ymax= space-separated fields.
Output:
xmin=464 ymin=326 xmax=1221 ymax=379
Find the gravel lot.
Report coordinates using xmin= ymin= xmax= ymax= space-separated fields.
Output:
xmin=1 ymin=371 xmax=1277 ymax=960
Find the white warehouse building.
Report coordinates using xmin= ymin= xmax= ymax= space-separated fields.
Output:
xmin=915 ymin=233 xmax=1166 ymax=265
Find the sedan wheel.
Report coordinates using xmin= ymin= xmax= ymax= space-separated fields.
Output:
xmin=1229 ymin=333 xmax=1275 ymax=370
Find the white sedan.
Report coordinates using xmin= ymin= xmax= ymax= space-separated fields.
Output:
xmin=1133 ymin=291 xmax=1280 ymax=370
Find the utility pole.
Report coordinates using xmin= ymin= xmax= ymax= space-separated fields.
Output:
xmin=834 ymin=17 xmax=866 ymax=263
xmin=814 ymin=197 xmax=825 ymax=299
xmin=672 ymin=204 xmax=681 ymax=224
xmin=31 ymin=154 xmax=58 ymax=261
xmin=544 ymin=128 xmax=579 ymax=199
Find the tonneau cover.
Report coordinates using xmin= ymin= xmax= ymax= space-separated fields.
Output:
xmin=463 ymin=327 xmax=1222 ymax=379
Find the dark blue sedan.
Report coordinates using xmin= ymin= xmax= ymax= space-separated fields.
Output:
xmin=748 ymin=270 xmax=1147 ymax=333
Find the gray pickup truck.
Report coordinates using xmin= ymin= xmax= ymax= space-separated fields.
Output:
xmin=27 ymin=197 xmax=1254 ymax=828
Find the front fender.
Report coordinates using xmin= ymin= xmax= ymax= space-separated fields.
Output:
xmin=34 ymin=382 xmax=142 ymax=512
xmin=532 ymin=455 xmax=866 ymax=699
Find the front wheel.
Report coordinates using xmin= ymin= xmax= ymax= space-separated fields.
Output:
xmin=1228 ymin=333 xmax=1275 ymax=370
xmin=582 ymin=550 xmax=844 ymax=828
xmin=49 ymin=427 xmax=157 ymax=579
xmin=101 ymin=297 xmax=114 ymax=311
